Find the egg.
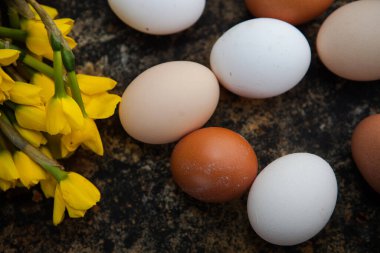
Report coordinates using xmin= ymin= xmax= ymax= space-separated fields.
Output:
xmin=119 ymin=61 xmax=219 ymax=144
xmin=210 ymin=18 xmax=311 ymax=99
xmin=170 ymin=127 xmax=258 ymax=202
xmin=247 ymin=153 xmax=338 ymax=246
xmin=351 ymin=114 xmax=380 ymax=193
xmin=244 ymin=0 xmax=334 ymax=25
xmin=108 ymin=0 xmax=205 ymax=35
xmin=316 ymin=0 xmax=380 ymax=81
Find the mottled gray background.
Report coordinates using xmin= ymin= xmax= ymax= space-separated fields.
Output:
xmin=0 ymin=0 xmax=379 ymax=252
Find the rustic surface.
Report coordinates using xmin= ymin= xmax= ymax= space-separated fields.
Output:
xmin=1 ymin=0 xmax=379 ymax=252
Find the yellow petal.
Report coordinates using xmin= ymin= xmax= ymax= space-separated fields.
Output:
xmin=26 ymin=36 xmax=51 ymax=56
xmin=83 ymin=92 xmax=121 ymax=119
xmin=14 ymin=124 xmax=47 ymax=148
xmin=61 ymin=117 xmax=104 ymax=156
xmin=40 ymin=174 xmax=57 ymax=199
xmin=0 ymin=72 xmax=14 ymax=103
xmin=30 ymin=73 xmax=54 ymax=104
xmin=59 ymin=172 xmax=100 ymax=210
xmin=60 ymin=143 xmax=73 ymax=159
xmin=13 ymin=151 xmax=46 ymax=188
xmin=61 ymin=96 xmax=84 ymax=130
xmin=77 ymin=74 xmax=118 ymax=95
xmin=46 ymin=97 xmax=71 ymax=135
xmin=64 ymin=36 xmax=77 ymax=50
xmin=15 ymin=105 xmax=47 ymax=132
xmin=55 ymin=19 xmax=75 ymax=35
xmin=9 ymin=82 xmax=42 ymax=105
xmin=0 ymin=66 xmax=14 ymax=83
xmin=22 ymin=19 xmax=75 ymax=60
xmin=0 ymin=150 xmax=20 ymax=181
xmin=66 ymin=205 xmax=86 ymax=218
xmin=0 ymin=49 xmax=20 ymax=66
xmin=53 ymin=187 xmax=66 ymax=225
xmin=0 ymin=179 xmax=16 ymax=191
xmin=30 ymin=4 xmax=58 ymax=20
xmin=40 ymin=146 xmax=53 ymax=158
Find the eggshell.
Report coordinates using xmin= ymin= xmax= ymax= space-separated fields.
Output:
xmin=108 ymin=0 xmax=205 ymax=35
xmin=351 ymin=114 xmax=380 ymax=193
xmin=119 ymin=61 xmax=219 ymax=144
xmin=245 ymin=0 xmax=333 ymax=25
xmin=210 ymin=18 xmax=311 ymax=99
xmin=247 ymin=153 xmax=338 ymax=246
xmin=316 ymin=0 xmax=380 ymax=81
xmin=171 ymin=127 xmax=258 ymax=202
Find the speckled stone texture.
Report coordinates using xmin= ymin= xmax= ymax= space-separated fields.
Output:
xmin=0 ymin=0 xmax=379 ymax=252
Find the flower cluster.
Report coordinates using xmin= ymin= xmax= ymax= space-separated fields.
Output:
xmin=0 ymin=0 xmax=120 ymax=225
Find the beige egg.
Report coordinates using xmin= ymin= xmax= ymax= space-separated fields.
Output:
xmin=119 ymin=61 xmax=220 ymax=144
xmin=316 ymin=0 xmax=380 ymax=81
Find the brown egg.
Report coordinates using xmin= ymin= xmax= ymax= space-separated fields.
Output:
xmin=351 ymin=114 xmax=380 ymax=193
xmin=244 ymin=0 xmax=333 ymax=25
xmin=170 ymin=127 xmax=258 ymax=202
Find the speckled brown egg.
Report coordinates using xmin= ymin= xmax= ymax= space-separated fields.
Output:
xmin=170 ymin=127 xmax=258 ymax=202
xmin=244 ymin=0 xmax=333 ymax=25
xmin=351 ymin=114 xmax=380 ymax=193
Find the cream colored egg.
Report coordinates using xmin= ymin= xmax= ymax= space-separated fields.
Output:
xmin=119 ymin=61 xmax=220 ymax=144
xmin=317 ymin=0 xmax=380 ymax=81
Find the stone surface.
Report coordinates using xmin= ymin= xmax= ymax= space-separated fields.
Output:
xmin=1 ymin=0 xmax=380 ymax=252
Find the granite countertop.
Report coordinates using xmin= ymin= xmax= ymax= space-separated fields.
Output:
xmin=1 ymin=0 xmax=379 ymax=252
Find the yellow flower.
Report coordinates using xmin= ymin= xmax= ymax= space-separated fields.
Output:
xmin=53 ymin=172 xmax=100 ymax=225
xmin=0 ymin=149 xmax=19 ymax=191
xmin=77 ymin=74 xmax=121 ymax=119
xmin=21 ymin=18 xmax=77 ymax=60
xmin=15 ymin=105 xmax=47 ymax=132
xmin=0 ymin=67 xmax=14 ymax=104
xmin=0 ymin=49 xmax=20 ymax=66
xmin=13 ymin=151 xmax=47 ymax=189
xmin=0 ymin=49 xmax=19 ymax=103
xmin=77 ymin=74 xmax=118 ymax=95
xmin=30 ymin=73 xmax=54 ymax=104
xmin=9 ymin=81 xmax=42 ymax=106
xmin=61 ymin=117 xmax=103 ymax=156
xmin=82 ymin=93 xmax=121 ymax=119
xmin=14 ymin=124 xmax=47 ymax=147
xmin=46 ymin=95 xmax=84 ymax=135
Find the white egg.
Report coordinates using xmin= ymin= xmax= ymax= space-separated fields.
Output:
xmin=247 ymin=153 xmax=338 ymax=246
xmin=210 ymin=18 xmax=311 ymax=98
xmin=108 ymin=0 xmax=206 ymax=35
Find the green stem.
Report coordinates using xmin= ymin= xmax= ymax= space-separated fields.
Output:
xmin=7 ymin=7 xmax=21 ymax=29
xmin=41 ymin=164 xmax=68 ymax=182
xmin=0 ymin=111 xmax=67 ymax=181
xmin=23 ymin=54 xmax=54 ymax=77
xmin=67 ymin=71 xmax=87 ymax=117
xmin=0 ymin=26 xmax=27 ymax=41
xmin=53 ymin=50 xmax=66 ymax=97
